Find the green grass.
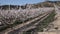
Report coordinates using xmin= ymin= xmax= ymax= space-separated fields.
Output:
xmin=37 ymin=11 xmax=56 ymax=32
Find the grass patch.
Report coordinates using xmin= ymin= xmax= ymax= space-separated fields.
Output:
xmin=23 ymin=11 xmax=56 ymax=33
xmin=37 ymin=11 xmax=56 ymax=32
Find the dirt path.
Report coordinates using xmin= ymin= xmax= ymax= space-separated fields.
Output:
xmin=38 ymin=4 xmax=60 ymax=34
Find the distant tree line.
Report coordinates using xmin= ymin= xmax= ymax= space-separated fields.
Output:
xmin=0 ymin=5 xmax=28 ymax=10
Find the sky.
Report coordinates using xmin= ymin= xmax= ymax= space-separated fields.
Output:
xmin=0 ymin=0 xmax=59 ymax=5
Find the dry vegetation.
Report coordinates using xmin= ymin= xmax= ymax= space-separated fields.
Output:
xmin=0 ymin=1 xmax=59 ymax=34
